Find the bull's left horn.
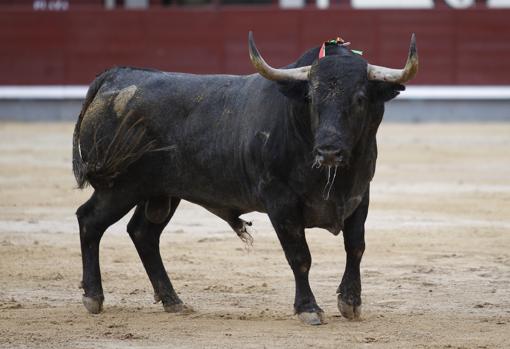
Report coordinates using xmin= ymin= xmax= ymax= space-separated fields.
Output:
xmin=249 ymin=31 xmax=310 ymax=81
xmin=367 ymin=33 xmax=419 ymax=84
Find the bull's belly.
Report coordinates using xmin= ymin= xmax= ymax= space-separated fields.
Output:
xmin=163 ymin=173 xmax=262 ymax=213
xmin=303 ymin=194 xmax=363 ymax=235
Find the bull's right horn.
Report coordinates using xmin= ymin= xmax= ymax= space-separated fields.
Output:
xmin=367 ymin=33 xmax=419 ymax=84
xmin=249 ymin=31 xmax=311 ymax=81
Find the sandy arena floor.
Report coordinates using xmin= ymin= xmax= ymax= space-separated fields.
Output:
xmin=0 ymin=122 xmax=509 ymax=348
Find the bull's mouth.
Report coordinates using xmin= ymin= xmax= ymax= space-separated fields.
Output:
xmin=312 ymin=151 xmax=350 ymax=200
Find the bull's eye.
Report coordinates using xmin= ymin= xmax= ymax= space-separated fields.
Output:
xmin=353 ymin=93 xmax=366 ymax=113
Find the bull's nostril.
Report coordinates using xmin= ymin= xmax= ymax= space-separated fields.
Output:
xmin=317 ymin=148 xmax=341 ymax=158
xmin=317 ymin=149 xmax=334 ymax=160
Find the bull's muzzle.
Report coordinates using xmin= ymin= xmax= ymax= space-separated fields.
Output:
xmin=315 ymin=148 xmax=350 ymax=168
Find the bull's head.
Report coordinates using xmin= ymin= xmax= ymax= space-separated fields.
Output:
xmin=248 ymin=31 xmax=418 ymax=169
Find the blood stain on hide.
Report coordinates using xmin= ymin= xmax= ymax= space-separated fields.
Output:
xmin=114 ymin=85 xmax=137 ymax=117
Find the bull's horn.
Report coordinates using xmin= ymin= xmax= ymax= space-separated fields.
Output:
xmin=249 ymin=31 xmax=310 ymax=81
xmin=367 ymin=33 xmax=419 ymax=83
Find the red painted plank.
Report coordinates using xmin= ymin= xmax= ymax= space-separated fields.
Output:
xmin=0 ymin=8 xmax=509 ymax=85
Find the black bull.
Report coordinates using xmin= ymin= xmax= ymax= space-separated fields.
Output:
xmin=73 ymin=32 xmax=418 ymax=325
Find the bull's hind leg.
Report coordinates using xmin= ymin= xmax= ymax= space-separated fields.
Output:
xmin=127 ymin=197 xmax=186 ymax=312
xmin=77 ymin=190 xmax=138 ymax=314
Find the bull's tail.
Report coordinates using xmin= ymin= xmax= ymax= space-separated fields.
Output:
xmin=72 ymin=70 xmax=171 ymax=189
xmin=72 ymin=71 xmax=110 ymax=188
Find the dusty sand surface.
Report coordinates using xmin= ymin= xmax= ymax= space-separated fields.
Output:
xmin=0 ymin=122 xmax=509 ymax=348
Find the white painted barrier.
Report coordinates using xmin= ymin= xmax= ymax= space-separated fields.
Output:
xmin=0 ymin=86 xmax=87 ymax=99
xmin=400 ymin=86 xmax=510 ymax=100
xmin=0 ymin=85 xmax=509 ymax=100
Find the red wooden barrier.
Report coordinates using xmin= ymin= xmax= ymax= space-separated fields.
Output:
xmin=1 ymin=7 xmax=509 ymax=85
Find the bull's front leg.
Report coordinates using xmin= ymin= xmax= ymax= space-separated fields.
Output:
xmin=337 ymin=188 xmax=369 ymax=320
xmin=263 ymin=184 xmax=324 ymax=325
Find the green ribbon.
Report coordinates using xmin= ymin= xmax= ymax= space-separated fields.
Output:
xmin=326 ymin=38 xmax=363 ymax=56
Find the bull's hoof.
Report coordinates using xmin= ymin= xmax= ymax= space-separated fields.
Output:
xmin=163 ymin=303 xmax=184 ymax=313
xmin=82 ymin=295 xmax=103 ymax=314
xmin=337 ymin=297 xmax=362 ymax=320
xmin=297 ymin=311 xmax=326 ymax=325
xmin=163 ymin=302 xmax=194 ymax=314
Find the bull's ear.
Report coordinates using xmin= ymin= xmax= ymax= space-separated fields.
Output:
xmin=277 ymin=80 xmax=310 ymax=100
xmin=369 ymin=81 xmax=405 ymax=102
